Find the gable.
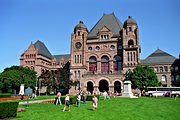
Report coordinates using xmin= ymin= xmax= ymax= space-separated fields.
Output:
xmin=87 ymin=13 xmax=122 ymax=39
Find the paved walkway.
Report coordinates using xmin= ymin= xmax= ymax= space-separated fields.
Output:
xmin=19 ymin=99 xmax=55 ymax=105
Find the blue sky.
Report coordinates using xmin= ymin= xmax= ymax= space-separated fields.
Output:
xmin=0 ymin=0 xmax=180 ymax=72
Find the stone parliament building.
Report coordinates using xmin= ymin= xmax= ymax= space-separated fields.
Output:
xmin=20 ymin=13 xmax=177 ymax=94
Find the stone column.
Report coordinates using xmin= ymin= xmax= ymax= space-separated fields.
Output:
xmin=109 ymin=86 xmax=114 ymax=93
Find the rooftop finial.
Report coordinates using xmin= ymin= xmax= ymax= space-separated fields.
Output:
xmin=128 ymin=16 xmax=132 ymax=19
xmin=80 ymin=20 xmax=83 ymax=24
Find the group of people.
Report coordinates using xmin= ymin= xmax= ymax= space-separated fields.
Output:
xmin=55 ymin=90 xmax=98 ymax=112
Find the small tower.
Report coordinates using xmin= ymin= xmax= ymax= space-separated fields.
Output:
xmin=122 ymin=16 xmax=140 ymax=72
xmin=70 ymin=21 xmax=88 ymax=93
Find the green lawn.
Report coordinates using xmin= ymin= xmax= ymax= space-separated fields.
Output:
xmin=12 ymin=97 xmax=180 ymax=120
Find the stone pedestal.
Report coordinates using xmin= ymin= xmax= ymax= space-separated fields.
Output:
xmin=122 ymin=81 xmax=137 ymax=98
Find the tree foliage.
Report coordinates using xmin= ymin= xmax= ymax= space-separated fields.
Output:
xmin=173 ymin=77 xmax=180 ymax=87
xmin=38 ymin=62 xmax=73 ymax=94
xmin=0 ymin=66 xmax=37 ymax=93
xmin=128 ymin=66 xmax=161 ymax=92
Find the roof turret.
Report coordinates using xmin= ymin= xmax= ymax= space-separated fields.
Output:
xmin=124 ymin=16 xmax=137 ymax=26
xmin=74 ymin=20 xmax=88 ymax=32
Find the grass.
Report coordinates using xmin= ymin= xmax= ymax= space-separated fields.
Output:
xmin=11 ymin=97 xmax=180 ymax=120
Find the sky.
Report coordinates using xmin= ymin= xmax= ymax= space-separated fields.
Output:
xmin=0 ymin=0 xmax=180 ymax=72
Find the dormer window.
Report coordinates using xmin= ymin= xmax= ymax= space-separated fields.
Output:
xmin=101 ymin=34 xmax=109 ymax=40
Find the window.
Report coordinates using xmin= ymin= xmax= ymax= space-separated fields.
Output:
xmin=89 ymin=56 xmax=97 ymax=72
xmin=101 ymin=56 xmax=109 ymax=73
xmin=74 ymin=71 xmax=77 ymax=79
xmin=80 ymin=55 xmax=82 ymax=63
xmin=95 ymin=46 xmax=100 ymax=51
xmin=113 ymin=56 xmax=122 ymax=72
xmin=133 ymin=52 xmax=136 ymax=61
xmin=77 ymin=55 xmax=79 ymax=63
xmin=78 ymin=71 xmax=80 ymax=79
xmin=159 ymin=66 xmax=163 ymax=72
xmin=130 ymin=52 xmax=132 ymax=61
xmin=164 ymin=66 xmax=168 ymax=72
xmin=128 ymin=40 xmax=134 ymax=47
xmin=161 ymin=75 xmax=167 ymax=82
xmin=78 ymin=31 xmax=80 ymax=36
xmin=101 ymin=34 xmax=109 ymax=40
xmin=75 ymin=55 xmax=77 ymax=63
xmin=110 ymin=45 xmax=115 ymax=50
xmin=88 ymin=46 xmax=92 ymax=51
xmin=129 ymin=27 xmax=132 ymax=31
xmin=154 ymin=67 xmax=158 ymax=72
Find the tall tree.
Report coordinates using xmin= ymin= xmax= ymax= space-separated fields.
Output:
xmin=38 ymin=62 xmax=74 ymax=95
xmin=0 ymin=66 xmax=37 ymax=93
xmin=128 ymin=66 xmax=161 ymax=93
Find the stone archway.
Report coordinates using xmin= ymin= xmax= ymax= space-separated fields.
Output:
xmin=114 ymin=81 xmax=121 ymax=93
xmin=87 ymin=81 xmax=94 ymax=94
xmin=99 ymin=80 xmax=109 ymax=92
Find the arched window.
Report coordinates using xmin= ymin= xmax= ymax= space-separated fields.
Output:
xmin=113 ymin=56 xmax=122 ymax=72
xmin=162 ymin=75 xmax=167 ymax=82
xmin=128 ymin=40 xmax=134 ymax=47
xmin=89 ymin=56 xmax=97 ymax=72
xmin=101 ymin=55 xmax=109 ymax=73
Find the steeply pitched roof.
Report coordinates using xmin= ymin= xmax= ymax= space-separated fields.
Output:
xmin=141 ymin=49 xmax=177 ymax=65
xmin=34 ymin=40 xmax=52 ymax=59
xmin=87 ymin=13 xmax=122 ymax=39
xmin=53 ymin=54 xmax=70 ymax=63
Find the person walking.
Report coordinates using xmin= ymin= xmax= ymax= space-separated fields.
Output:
xmin=56 ymin=91 xmax=62 ymax=105
xmin=77 ymin=93 xmax=81 ymax=107
xmin=63 ymin=94 xmax=70 ymax=112
xmin=92 ymin=94 xmax=98 ymax=111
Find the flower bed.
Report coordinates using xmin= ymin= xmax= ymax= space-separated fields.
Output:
xmin=17 ymin=108 xmax=26 ymax=112
xmin=42 ymin=100 xmax=55 ymax=103
xmin=0 ymin=96 xmax=28 ymax=101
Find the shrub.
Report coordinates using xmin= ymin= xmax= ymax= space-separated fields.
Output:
xmin=86 ymin=95 xmax=100 ymax=101
xmin=55 ymin=96 xmax=77 ymax=104
xmin=0 ymin=101 xmax=19 ymax=119
xmin=0 ymin=93 xmax=11 ymax=98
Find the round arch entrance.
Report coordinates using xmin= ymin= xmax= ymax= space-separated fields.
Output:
xmin=87 ymin=81 xmax=94 ymax=94
xmin=114 ymin=81 xmax=121 ymax=93
xmin=99 ymin=80 xmax=109 ymax=92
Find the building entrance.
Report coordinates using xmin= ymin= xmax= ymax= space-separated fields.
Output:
xmin=114 ymin=81 xmax=121 ymax=93
xmin=99 ymin=80 xmax=109 ymax=92
xmin=87 ymin=81 xmax=94 ymax=94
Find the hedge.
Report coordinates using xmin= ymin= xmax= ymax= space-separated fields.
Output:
xmin=0 ymin=93 xmax=11 ymax=98
xmin=0 ymin=101 xmax=19 ymax=119
xmin=86 ymin=95 xmax=100 ymax=101
xmin=55 ymin=96 xmax=77 ymax=104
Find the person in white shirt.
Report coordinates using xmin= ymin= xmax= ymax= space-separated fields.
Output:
xmin=63 ymin=94 xmax=70 ymax=112
xmin=77 ymin=93 xmax=81 ymax=107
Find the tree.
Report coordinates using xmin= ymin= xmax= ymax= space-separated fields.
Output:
xmin=0 ymin=66 xmax=37 ymax=93
xmin=38 ymin=62 xmax=74 ymax=95
xmin=128 ymin=66 xmax=161 ymax=93
xmin=173 ymin=77 xmax=180 ymax=87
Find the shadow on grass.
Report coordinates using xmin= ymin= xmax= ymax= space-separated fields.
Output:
xmin=87 ymin=108 xmax=94 ymax=111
